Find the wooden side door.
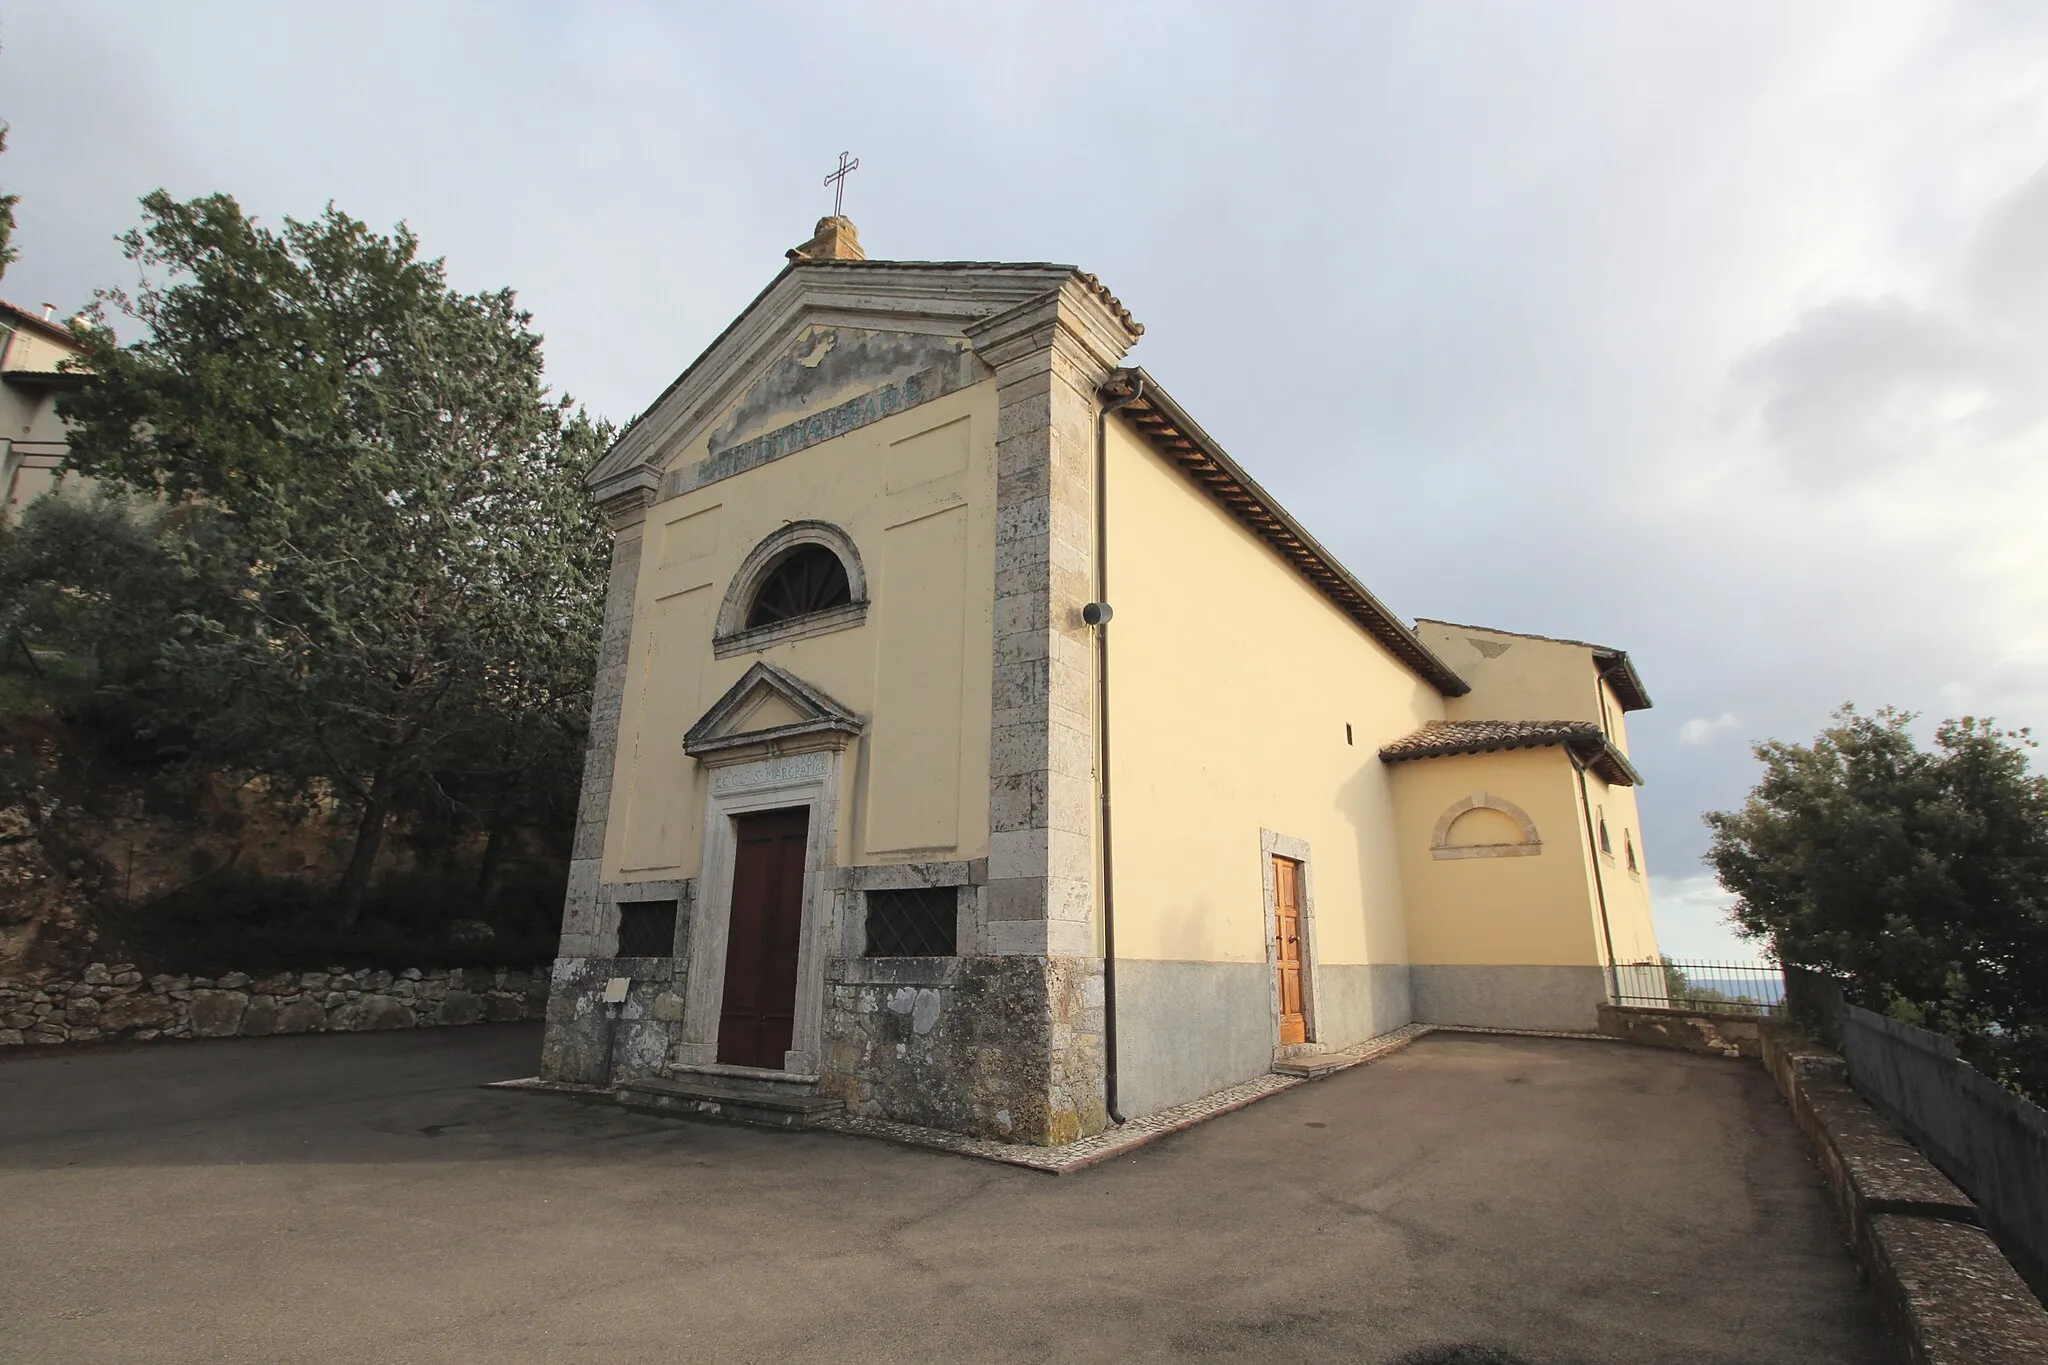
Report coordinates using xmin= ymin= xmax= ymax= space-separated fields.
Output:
xmin=1273 ymin=855 xmax=1307 ymax=1046
xmin=717 ymin=807 xmax=811 ymax=1069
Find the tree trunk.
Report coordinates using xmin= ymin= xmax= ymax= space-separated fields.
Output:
xmin=473 ymin=805 xmax=510 ymax=912
xmin=335 ymin=764 xmax=398 ymax=929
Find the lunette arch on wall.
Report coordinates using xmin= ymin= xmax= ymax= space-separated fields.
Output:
xmin=1430 ymin=791 xmax=1543 ymax=860
xmin=713 ymin=519 xmax=870 ymax=658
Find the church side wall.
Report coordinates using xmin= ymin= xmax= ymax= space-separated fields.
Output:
xmin=1101 ymin=418 xmax=1442 ymax=1116
xmin=1583 ymin=768 xmax=1660 ymax=968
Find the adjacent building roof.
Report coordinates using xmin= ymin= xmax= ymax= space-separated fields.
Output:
xmin=1105 ymin=369 xmax=1469 ymax=697
xmin=1378 ymin=719 xmax=1642 ymax=786
xmin=0 ymin=299 xmax=86 ymax=350
xmin=1415 ymin=618 xmax=1651 ymax=711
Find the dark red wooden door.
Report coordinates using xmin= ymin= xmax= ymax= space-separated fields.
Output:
xmin=717 ymin=807 xmax=811 ymax=1069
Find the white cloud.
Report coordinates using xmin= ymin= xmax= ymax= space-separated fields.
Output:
xmin=1678 ymin=713 xmax=1744 ymax=746
xmin=2 ymin=0 xmax=2044 ymax=897
xmin=1649 ymin=875 xmax=1757 ymax=962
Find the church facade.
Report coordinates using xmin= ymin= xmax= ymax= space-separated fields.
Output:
xmin=539 ymin=217 xmax=1662 ymax=1145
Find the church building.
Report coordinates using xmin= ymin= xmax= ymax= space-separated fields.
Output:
xmin=540 ymin=215 xmax=1663 ymax=1145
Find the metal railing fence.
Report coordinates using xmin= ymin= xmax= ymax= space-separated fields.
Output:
xmin=1610 ymin=958 xmax=1786 ymax=1016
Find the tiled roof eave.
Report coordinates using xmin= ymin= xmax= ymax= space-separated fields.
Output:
xmin=1378 ymin=720 xmax=1642 ymax=786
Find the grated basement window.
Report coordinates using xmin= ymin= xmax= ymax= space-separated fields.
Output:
xmin=615 ymin=900 xmax=678 ymax=958
xmin=864 ymin=887 xmax=958 ymax=957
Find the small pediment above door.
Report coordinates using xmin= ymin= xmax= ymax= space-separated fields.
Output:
xmin=683 ymin=661 xmax=864 ymax=761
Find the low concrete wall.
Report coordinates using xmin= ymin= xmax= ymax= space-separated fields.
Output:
xmin=0 ymin=963 xmax=548 ymax=1046
xmin=1410 ymin=964 xmax=1606 ymax=1031
xmin=1841 ymin=1004 xmax=2048 ymax=1304
xmin=1760 ymin=1023 xmax=2048 ymax=1363
xmin=1597 ymin=1004 xmax=1764 ymax=1058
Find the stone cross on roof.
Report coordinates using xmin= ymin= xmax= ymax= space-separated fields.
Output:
xmin=824 ymin=150 xmax=859 ymax=216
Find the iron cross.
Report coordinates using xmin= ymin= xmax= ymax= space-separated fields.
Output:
xmin=823 ymin=150 xmax=860 ymax=216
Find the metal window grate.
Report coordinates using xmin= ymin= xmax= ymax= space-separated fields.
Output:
xmin=864 ymin=887 xmax=957 ymax=957
xmin=615 ymin=900 xmax=678 ymax=958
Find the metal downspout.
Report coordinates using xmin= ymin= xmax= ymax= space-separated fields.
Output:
xmin=1095 ymin=372 xmax=1144 ymax=1126
xmin=1571 ymin=751 xmax=1622 ymax=1003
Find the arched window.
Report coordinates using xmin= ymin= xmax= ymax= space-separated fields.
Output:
xmin=1598 ymin=807 xmax=1613 ymax=856
xmin=714 ymin=520 xmax=869 ymax=658
xmin=1430 ymin=792 xmax=1542 ymax=860
xmin=1624 ymin=830 xmax=1638 ymax=873
xmin=745 ymin=545 xmax=851 ymax=628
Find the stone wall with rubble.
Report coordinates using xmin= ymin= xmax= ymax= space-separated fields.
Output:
xmin=0 ymin=962 xmax=548 ymax=1046
xmin=821 ymin=954 xmax=1102 ymax=1144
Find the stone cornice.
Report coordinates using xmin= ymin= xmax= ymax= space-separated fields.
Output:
xmin=592 ymin=265 xmax=1066 ymax=499
xmin=595 ymin=484 xmax=657 ymax=533
xmin=962 ymin=277 xmax=1138 ymax=387
xmin=586 ymin=262 xmax=1141 ymax=509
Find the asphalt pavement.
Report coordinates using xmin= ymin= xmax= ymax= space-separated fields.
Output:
xmin=0 ymin=1023 xmax=1895 ymax=1364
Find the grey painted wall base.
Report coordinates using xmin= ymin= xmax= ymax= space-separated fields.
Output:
xmin=1312 ymin=962 xmax=1414 ymax=1047
xmin=1113 ymin=960 xmax=1274 ymax=1118
xmin=1410 ymin=964 xmax=1609 ymax=1032
xmin=1114 ymin=960 xmax=1421 ymax=1118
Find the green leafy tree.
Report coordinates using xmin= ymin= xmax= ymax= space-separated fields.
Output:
xmin=0 ymin=490 xmax=241 ymax=700
xmin=1706 ymin=705 xmax=2048 ymax=1093
xmin=0 ymin=121 xmax=17 ymax=280
xmin=59 ymin=191 xmax=609 ymax=926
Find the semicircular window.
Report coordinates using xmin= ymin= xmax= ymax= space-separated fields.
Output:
xmin=746 ymin=545 xmax=852 ymax=629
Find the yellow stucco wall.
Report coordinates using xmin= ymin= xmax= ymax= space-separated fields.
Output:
xmin=1102 ymin=418 xmax=1444 ymax=969
xmin=1421 ymin=622 xmax=1608 ymax=733
xmin=1583 ymin=769 xmax=1660 ymax=963
xmin=600 ymin=375 xmax=999 ymax=883
xmin=1389 ymin=747 xmax=1615 ymax=967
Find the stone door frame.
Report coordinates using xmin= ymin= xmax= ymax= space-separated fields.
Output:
xmin=1260 ymin=828 xmax=1324 ymax=1050
xmin=678 ymin=748 xmax=846 ymax=1075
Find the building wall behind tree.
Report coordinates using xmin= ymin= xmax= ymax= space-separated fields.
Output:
xmin=1 ymin=316 xmax=87 ymax=520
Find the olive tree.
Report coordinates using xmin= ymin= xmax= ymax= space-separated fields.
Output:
xmin=60 ymin=191 xmax=609 ymax=925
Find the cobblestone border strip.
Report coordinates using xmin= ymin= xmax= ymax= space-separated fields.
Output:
xmin=486 ymin=1077 xmax=612 ymax=1099
xmin=1426 ymin=1023 xmax=1625 ymax=1043
xmin=814 ymin=1023 xmax=1436 ymax=1174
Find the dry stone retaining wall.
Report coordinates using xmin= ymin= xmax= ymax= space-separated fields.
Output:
xmin=0 ymin=963 xmax=548 ymax=1047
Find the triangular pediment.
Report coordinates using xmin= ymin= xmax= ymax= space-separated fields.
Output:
xmin=587 ymin=260 xmax=1141 ymax=513
xmin=683 ymin=661 xmax=864 ymax=759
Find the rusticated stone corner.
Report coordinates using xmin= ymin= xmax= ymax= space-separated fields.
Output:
xmin=820 ymin=953 xmax=1107 ymax=1145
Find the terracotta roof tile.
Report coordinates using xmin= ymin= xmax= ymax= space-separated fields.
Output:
xmin=1379 ymin=719 xmax=1642 ymax=786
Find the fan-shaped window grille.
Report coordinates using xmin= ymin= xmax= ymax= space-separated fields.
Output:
xmin=745 ymin=546 xmax=851 ymax=629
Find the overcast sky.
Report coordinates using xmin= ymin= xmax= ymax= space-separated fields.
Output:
xmin=5 ymin=2 xmax=2045 ymax=959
